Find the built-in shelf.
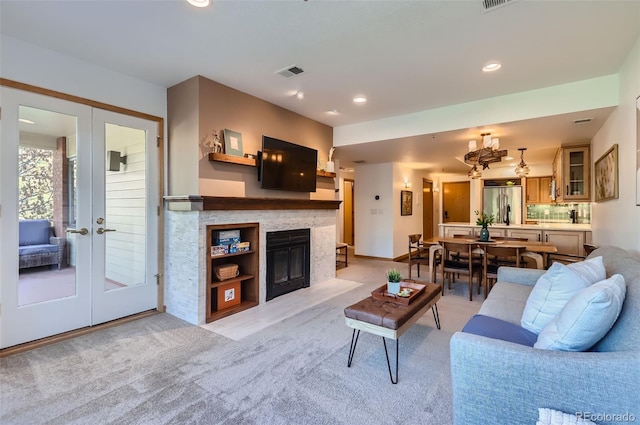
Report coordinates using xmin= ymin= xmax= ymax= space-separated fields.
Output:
xmin=206 ymin=223 xmax=259 ymax=323
xmin=208 ymin=152 xmax=256 ymax=166
xmin=208 ymin=152 xmax=336 ymax=178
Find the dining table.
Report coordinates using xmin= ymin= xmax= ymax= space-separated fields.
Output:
xmin=421 ymin=236 xmax=558 ymax=297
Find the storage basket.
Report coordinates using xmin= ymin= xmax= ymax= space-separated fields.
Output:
xmin=214 ymin=263 xmax=239 ymax=281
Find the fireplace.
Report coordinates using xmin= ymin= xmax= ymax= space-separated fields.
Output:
xmin=266 ymin=228 xmax=310 ymax=301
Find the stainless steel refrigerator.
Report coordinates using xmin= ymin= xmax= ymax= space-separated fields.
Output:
xmin=483 ymin=186 xmax=522 ymax=225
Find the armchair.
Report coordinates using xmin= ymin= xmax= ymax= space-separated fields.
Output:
xmin=18 ymin=219 xmax=65 ymax=270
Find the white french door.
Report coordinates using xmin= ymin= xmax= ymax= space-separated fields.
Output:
xmin=0 ymin=88 xmax=159 ymax=349
xmin=91 ymin=109 xmax=158 ymax=324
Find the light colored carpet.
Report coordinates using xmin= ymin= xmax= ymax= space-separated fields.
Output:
xmin=1 ymin=255 xmax=482 ymax=425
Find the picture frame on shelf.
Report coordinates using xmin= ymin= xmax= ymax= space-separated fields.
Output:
xmin=594 ymin=143 xmax=619 ymax=202
xmin=401 ymin=190 xmax=413 ymax=216
xmin=223 ymin=129 xmax=244 ymax=157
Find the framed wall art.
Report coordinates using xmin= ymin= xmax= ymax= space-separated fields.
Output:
xmin=401 ymin=190 xmax=413 ymax=216
xmin=223 ymin=129 xmax=244 ymax=157
xmin=594 ymin=143 xmax=619 ymax=202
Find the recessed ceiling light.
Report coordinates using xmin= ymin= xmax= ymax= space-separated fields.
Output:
xmin=296 ymin=91 xmax=304 ymax=100
xmin=353 ymin=96 xmax=367 ymax=104
xmin=19 ymin=118 xmax=35 ymax=124
xmin=328 ymin=109 xmax=339 ymax=115
xmin=186 ymin=0 xmax=210 ymax=7
xmin=483 ymin=62 xmax=502 ymax=72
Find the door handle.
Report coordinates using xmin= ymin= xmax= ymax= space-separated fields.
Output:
xmin=66 ymin=228 xmax=88 ymax=235
xmin=96 ymin=227 xmax=116 ymax=234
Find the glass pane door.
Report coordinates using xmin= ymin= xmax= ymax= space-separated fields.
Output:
xmin=91 ymin=109 xmax=158 ymax=325
xmin=1 ymin=88 xmax=92 ymax=348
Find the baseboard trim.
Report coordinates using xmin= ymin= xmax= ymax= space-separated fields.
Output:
xmin=353 ymin=254 xmax=393 ymax=261
xmin=0 ymin=309 xmax=159 ymax=357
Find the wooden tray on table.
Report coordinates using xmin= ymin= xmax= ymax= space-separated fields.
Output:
xmin=371 ymin=280 xmax=426 ymax=305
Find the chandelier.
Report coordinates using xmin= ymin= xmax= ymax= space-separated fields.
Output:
xmin=464 ymin=133 xmax=508 ymax=171
xmin=514 ymin=147 xmax=530 ymax=177
xmin=468 ymin=164 xmax=482 ymax=179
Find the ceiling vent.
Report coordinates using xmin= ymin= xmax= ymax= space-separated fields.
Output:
xmin=353 ymin=160 xmax=367 ymax=164
xmin=275 ymin=65 xmax=305 ymax=78
xmin=573 ymin=118 xmax=593 ymax=125
xmin=482 ymin=0 xmax=519 ymax=12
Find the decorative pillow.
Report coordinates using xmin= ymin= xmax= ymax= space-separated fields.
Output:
xmin=521 ymin=262 xmax=593 ymax=334
xmin=534 ymin=274 xmax=626 ymax=351
xmin=566 ymin=256 xmax=606 ymax=283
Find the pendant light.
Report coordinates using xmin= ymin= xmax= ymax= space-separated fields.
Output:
xmin=514 ymin=148 xmax=530 ymax=177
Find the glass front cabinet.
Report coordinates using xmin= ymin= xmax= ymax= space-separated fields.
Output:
xmin=562 ymin=145 xmax=590 ymax=201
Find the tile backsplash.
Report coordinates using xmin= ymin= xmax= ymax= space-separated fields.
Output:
xmin=526 ymin=203 xmax=591 ymax=224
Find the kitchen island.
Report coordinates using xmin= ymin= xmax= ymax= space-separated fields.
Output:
xmin=439 ymin=222 xmax=592 ymax=257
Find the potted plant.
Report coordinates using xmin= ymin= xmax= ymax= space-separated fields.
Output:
xmin=475 ymin=210 xmax=495 ymax=242
xmin=386 ymin=268 xmax=402 ymax=294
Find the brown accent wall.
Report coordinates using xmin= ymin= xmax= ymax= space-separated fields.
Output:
xmin=168 ymin=75 xmax=334 ymax=198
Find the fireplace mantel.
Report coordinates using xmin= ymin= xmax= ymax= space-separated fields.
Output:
xmin=165 ymin=195 xmax=341 ymax=211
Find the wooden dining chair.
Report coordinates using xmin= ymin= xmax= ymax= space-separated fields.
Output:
xmin=483 ymin=244 xmax=526 ymax=296
xmin=408 ymin=234 xmax=430 ymax=279
xmin=492 ymin=236 xmax=543 ymax=269
xmin=440 ymin=241 xmax=482 ymax=301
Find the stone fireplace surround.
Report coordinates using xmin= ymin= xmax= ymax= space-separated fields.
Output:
xmin=164 ymin=196 xmax=340 ymax=325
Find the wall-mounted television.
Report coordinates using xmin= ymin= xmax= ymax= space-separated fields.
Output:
xmin=259 ymin=136 xmax=317 ymax=192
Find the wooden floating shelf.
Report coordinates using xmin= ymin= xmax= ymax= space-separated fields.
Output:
xmin=316 ymin=170 xmax=337 ymax=178
xmin=208 ymin=152 xmax=256 ymax=167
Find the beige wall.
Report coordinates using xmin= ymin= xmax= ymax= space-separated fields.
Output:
xmin=168 ymin=75 xmax=334 ymax=199
xmin=591 ymin=33 xmax=640 ymax=251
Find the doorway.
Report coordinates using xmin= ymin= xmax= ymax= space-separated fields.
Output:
xmin=343 ymin=179 xmax=354 ymax=245
xmin=442 ymin=181 xmax=470 ymax=223
xmin=422 ymin=179 xmax=434 ymax=239
xmin=1 ymin=87 xmax=160 ymax=348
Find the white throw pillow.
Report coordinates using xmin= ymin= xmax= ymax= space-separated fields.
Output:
xmin=534 ymin=274 xmax=626 ymax=351
xmin=521 ymin=263 xmax=593 ymax=334
xmin=566 ymin=256 xmax=606 ymax=283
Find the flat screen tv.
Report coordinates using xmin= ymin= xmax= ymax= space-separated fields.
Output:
xmin=259 ymin=136 xmax=317 ymax=192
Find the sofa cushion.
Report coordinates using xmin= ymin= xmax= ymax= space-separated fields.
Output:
xmin=478 ymin=281 xmax=533 ymax=325
xmin=521 ymin=258 xmax=605 ymax=334
xmin=463 ymin=314 xmax=537 ymax=347
xmin=19 ymin=244 xmax=59 ymax=256
xmin=534 ymin=274 xmax=626 ymax=351
xmin=19 ymin=219 xmax=52 ymax=246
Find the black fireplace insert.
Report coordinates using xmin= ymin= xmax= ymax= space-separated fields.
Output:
xmin=266 ymin=228 xmax=310 ymax=301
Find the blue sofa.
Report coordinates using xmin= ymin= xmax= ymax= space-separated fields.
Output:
xmin=450 ymin=246 xmax=640 ymax=424
xmin=18 ymin=219 xmax=65 ymax=270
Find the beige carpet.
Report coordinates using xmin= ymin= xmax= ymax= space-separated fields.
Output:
xmin=1 ymin=255 xmax=482 ymax=425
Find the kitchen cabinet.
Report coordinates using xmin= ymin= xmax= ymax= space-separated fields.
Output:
xmin=553 ymin=145 xmax=590 ymax=202
xmin=525 ymin=176 xmax=553 ymax=204
xmin=506 ymin=228 xmax=542 ymax=242
xmin=543 ymin=229 xmax=585 ymax=257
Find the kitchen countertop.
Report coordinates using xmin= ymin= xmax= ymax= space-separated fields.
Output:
xmin=439 ymin=222 xmax=592 ymax=231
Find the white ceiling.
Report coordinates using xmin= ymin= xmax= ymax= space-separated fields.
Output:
xmin=2 ymin=0 xmax=638 ymax=173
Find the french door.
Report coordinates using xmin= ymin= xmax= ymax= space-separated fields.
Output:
xmin=0 ymin=87 xmax=159 ymax=348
